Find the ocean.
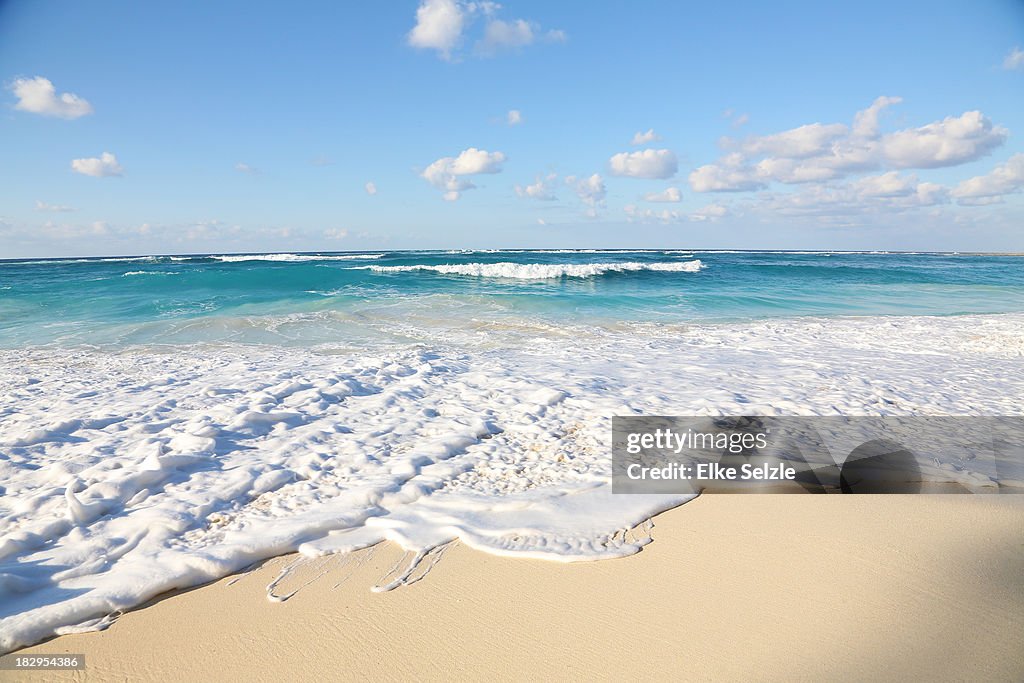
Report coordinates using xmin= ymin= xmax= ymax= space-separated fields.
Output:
xmin=1 ymin=249 xmax=1023 ymax=652
xmin=2 ymin=250 xmax=1024 ymax=347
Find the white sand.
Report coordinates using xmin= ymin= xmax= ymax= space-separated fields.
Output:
xmin=10 ymin=495 xmax=1024 ymax=682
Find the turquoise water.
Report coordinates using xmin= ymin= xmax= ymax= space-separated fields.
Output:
xmin=1 ymin=250 xmax=1022 ymax=347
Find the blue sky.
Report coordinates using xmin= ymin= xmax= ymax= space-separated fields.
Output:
xmin=1 ymin=0 xmax=1023 ymax=257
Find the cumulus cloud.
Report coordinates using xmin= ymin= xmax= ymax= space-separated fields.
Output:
xmin=757 ymin=176 xmax=949 ymax=218
xmin=952 ymin=153 xmax=1024 ymax=205
xmin=852 ymin=95 xmax=902 ymax=138
xmin=507 ymin=109 xmax=523 ymax=125
xmin=752 ymin=157 xmax=837 ymax=184
xmin=408 ymin=0 xmax=465 ymax=59
xmin=689 ymin=204 xmax=729 ymax=221
xmin=479 ymin=19 xmax=533 ymax=51
xmin=515 ymin=173 xmax=558 ymax=201
xmin=690 ymin=98 xmax=1008 ymax=192
xmin=734 ymin=123 xmax=848 ymax=159
xmin=631 ymin=129 xmax=661 ymax=145
xmin=880 ymin=111 xmax=1007 ymax=168
xmin=324 ymin=228 xmax=349 ymax=240
xmin=1004 ymin=47 xmax=1024 ymax=71
xmin=689 ymin=154 xmax=765 ymax=192
xmin=477 ymin=19 xmax=565 ymax=55
xmin=624 ymin=204 xmax=681 ymax=224
xmin=9 ymin=76 xmax=93 ymax=119
xmin=850 ymin=171 xmax=917 ymax=198
xmin=235 ymin=162 xmax=259 ymax=174
xmin=566 ymin=174 xmax=606 ymax=216
xmin=70 ymin=152 xmax=123 ymax=177
xmin=609 ymin=148 xmax=678 ymax=179
xmin=35 ymin=200 xmax=75 ymax=212
xmin=365 ymin=181 xmax=378 ymax=195
xmin=421 ymin=147 xmax=506 ymax=200
xmin=408 ymin=0 xmax=564 ymax=60
xmin=624 ymin=202 xmax=729 ymax=224
xmin=642 ymin=187 xmax=681 ymax=203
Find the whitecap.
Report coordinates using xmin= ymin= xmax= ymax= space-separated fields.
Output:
xmin=352 ymin=260 xmax=705 ymax=279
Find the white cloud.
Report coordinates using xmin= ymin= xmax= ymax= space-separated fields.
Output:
xmin=1003 ymin=47 xmax=1024 ymax=71
xmin=324 ymin=228 xmax=349 ymax=240
xmin=624 ymin=202 xmax=729 ymax=224
xmin=421 ymin=147 xmax=506 ymax=200
xmin=365 ymin=181 xmax=378 ymax=195
xmin=566 ymin=174 xmax=607 ymax=213
xmin=477 ymin=19 xmax=565 ymax=55
xmin=631 ymin=129 xmax=661 ymax=145
xmin=689 ymin=204 xmax=728 ymax=221
xmin=624 ymin=204 xmax=681 ymax=224
xmin=642 ymin=187 xmax=681 ymax=203
xmin=691 ymin=98 xmax=1008 ymax=192
xmin=235 ymin=162 xmax=259 ymax=174
xmin=852 ymin=96 xmax=902 ymax=138
xmin=408 ymin=0 xmax=465 ymax=59
xmin=879 ymin=111 xmax=1007 ymax=168
xmin=609 ymin=148 xmax=678 ymax=179
xmin=479 ymin=19 xmax=533 ymax=51
xmin=753 ymin=157 xmax=837 ymax=184
xmin=9 ymin=76 xmax=93 ymax=119
xmin=515 ymin=173 xmax=557 ymax=201
xmin=952 ymin=153 xmax=1024 ymax=204
xmin=851 ymin=171 xmax=917 ymax=198
xmin=756 ymin=176 xmax=950 ymax=219
xmin=689 ymin=160 xmax=764 ymax=192
xmin=735 ymin=122 xmax=848 ymax=159
xmin=408 ymin=1 xmax=564 ymax=60
xmin=507 ymin=109 xmax=523 ymax=125
xmin=70 ymin=152 xmax=123 ymax=177
xmin=35 ymin=200 xmax=75 ymax=212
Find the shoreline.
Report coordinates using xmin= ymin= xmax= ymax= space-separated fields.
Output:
xmin=8 ymin=495 xmax=1024 ymax=681
xmin=2 ymin=311 xmax=1023 ymax=656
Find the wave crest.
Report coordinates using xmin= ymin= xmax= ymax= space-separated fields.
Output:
xmin=213 ymin=253 xmax=386 ymax=262
xmin=354 ymin=260 xmax=704 ymax=279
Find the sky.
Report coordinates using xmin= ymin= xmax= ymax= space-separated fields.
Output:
xmin=1 ymin=0 xmax=1023 ymax=257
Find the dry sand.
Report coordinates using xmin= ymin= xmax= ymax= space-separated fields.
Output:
xmin=8 ymin=495 xmax=1024 ymax=682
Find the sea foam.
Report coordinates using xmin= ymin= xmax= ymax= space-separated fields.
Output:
xmin=1 ymin=313 xmax=1022 ymax=652
xmin=354 ymin=260 xmax=704 ymax=279
xmin=213 ymin=253 xmax=386 ymax=262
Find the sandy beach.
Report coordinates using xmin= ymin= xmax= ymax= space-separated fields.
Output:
xmin=5 ymin=1 xmax=1024 ymax=680
xmin=8 ymin=495 xmax=1023 ymax=682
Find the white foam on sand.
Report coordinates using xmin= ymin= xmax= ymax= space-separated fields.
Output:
xmin=355 ymin=260 xmax=704 ymax=279
xmin=1 ymin=313 xmax=1023 ymax=652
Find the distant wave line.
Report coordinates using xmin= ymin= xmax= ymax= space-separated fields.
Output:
xmin=350 ymin=260 xmax=705 ymax=279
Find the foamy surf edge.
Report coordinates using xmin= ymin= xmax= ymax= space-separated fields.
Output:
xmin=2 ymin=312 xmax=1023 ymax=653
xmin=213 ymin=253 xmax=386 ymax=262
xmin=353 ymin=259 xmax=704 ymax=279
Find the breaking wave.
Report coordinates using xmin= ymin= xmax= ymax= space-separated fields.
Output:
xmin=354 ymin=260 xmax=705 ymax=279
xmin=212 ymin=253 xmax=386 ymax=262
